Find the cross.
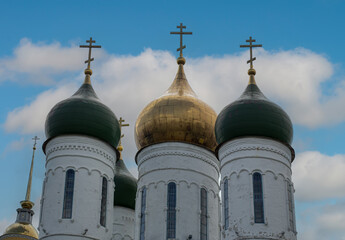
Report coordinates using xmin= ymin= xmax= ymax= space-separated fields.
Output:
xmin=240 ymin=36 xmax=262 ymax=69
xmin=32 ymin=136 xmax=40 ymax=150
xmin=170 ymin=23 xmax=192 ymax=57
xmin=80 ymin=37 xmax=101 ymax=70
xmin=119 ymin=117 xmax=129 ymax=140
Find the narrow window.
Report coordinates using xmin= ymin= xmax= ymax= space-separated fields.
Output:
xmin=223 ymin=179 xmax=229 ymax=229
xmin=166 ymin=182 xmax=176 ymax=239
xmin=253 ymin=172 xmax=264 ymax=223
xmin=287 ymin=181 xmax=295 ymax=231
xmin=139 ymin=187 xmax=146 ymax=240
xmin=62 ymin=169 xmax=75 ymax=219
xmin=100 ymin=177 xmax=108 ymax=227
xmin=200 ymin=188 xmax=208 ymax=240
xmin=39 ymin=178 xmax=47 ymax=224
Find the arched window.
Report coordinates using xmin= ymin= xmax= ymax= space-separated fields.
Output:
xmin=223 ymin=179 xmax=229 ymax=229
xmin=287 ymin=181 xmax=296 ymax=231
xmin=166 ymin=182 xmax=176 ymax=239
xmin=62 ymin=169 xmax=75 ymax=219
xmin=139 ymin=187 xmax=147 ymax=240
xmin=253 ymin=172 xmax=264 ymax=223
xmin=100 ymin=177 xmax=108 ymax=227
xmin=200 ymin=188 xmax=208 ymax=240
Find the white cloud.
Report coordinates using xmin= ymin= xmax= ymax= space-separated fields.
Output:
xmin=0 ymin=218 xmax=11 ymax=235
xmin=3 ymin=40 xmax=345 ymax=133
xmin=4 ymin=84 xmax=75 ymax=134
xmin=0 ymin=39 xmax=105 ymax=84
xmin=298 ymin=201 xmax=345 ymax=240
xmin=293 ymin=151 xmax=345 ymax=201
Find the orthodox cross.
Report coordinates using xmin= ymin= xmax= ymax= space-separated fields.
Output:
xmin=240 ymin=36 xmax=262 ymax=69
xmin=119 ymin=117 xmax=130 ymax=141
xmin=80 ymin=37 xmax=101 ymax=70
xmin=170 ymin=23 xmax=192 ymax=57
xmin=32 ymin=136 xmax=40 ymax=150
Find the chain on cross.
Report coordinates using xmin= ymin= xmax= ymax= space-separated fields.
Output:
xmin=170 ymin=23 xmax=192 ymax=57
xmin=240 ymin=36 xmax=262 ymax=69
xmin=80 ymin=37 xmax=102 ymax=70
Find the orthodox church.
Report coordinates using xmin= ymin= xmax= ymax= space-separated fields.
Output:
xmin=0 ymin=24 xmax=297 ymax=240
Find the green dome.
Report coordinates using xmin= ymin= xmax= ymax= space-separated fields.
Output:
xmin=45 ymin=83 xmax=121 ymax=149
xmin=114 ymin=158 xmax=137 ymax=210
xmin=215 ymin=80 xmax=293 ymax=146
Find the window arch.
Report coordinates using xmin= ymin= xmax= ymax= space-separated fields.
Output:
xmin=100 ymin=177 xmax=108 ymax=227
xmin=62 ymin=169 xmax=75 ymax=219
xmin=252 ymin=172 xmax=264 ymax=223
xmin=200 ymin=188 xmax=208 ymax=240
xmin=166 ymin=182 xmax=176 ymax=239
xmin=139 ymin=187 xmax=147 ymax=240
xmin=223 ymin=179 xmax=229 ymax=229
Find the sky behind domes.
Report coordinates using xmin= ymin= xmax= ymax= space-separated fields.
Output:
xmin=1 ymin=1 xmax=345 ymax=239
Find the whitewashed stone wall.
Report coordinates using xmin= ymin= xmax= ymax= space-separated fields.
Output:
xmin=219 ymin=137 xmax=297 ymax=240
xmin=39 ymin=135 xmax=117 ymax=240
xmin=134 ymin=142 xmax=220 ymax=240
xmin=112 ymin=206 xmax=135 ymax=240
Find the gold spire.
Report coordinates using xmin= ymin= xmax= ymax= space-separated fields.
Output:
xmin=80 ymin=37 xmax=101 ymax=84
xmin=170 ymin=23 xmax=192 ymax=65
xmin=20 ymin=136 xmax=39 ymax=210
xmin=117 ymin=117 xmax=129 ymax=159
xmin=240 ymin=36 xmax=262 ymax=85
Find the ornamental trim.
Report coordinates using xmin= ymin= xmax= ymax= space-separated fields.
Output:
xmin=220 ymin=145 xmax=290 ymax=162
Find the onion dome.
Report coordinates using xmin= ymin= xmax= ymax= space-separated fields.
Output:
xmin=44 ymin=69 xmax=121 ymax=150
xmin=114 ymin=145 xmax=137 ymax=210
xmin=135 ymin=57 xmax=217 ymax=151
xmin=1 ymin=138 xmax=39 ymax=240
xmin=215 ymin=68 xmax=293 ymax=148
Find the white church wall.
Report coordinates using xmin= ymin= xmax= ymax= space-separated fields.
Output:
xmin=112 ymin=206 xmax=135 ymax=240
xmin=135 ymin=142 xmax=220 ymax=240
xmin=39 ymin=135 xmax=117 ymax=240
xmin=219 ymin=137 xmax=297 ymax=240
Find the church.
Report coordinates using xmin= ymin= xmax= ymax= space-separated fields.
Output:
xmin=0 ymin=24 xmax=297 ymax=240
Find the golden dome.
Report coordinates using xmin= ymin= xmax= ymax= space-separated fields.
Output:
xmin=2 ymin=222 xmax=38 ymax=240
xmin=135 ymin=59 xmax=217 ymax=151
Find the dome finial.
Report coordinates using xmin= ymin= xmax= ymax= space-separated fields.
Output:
xmin=80 ymin=37 xmax=101 ymax=84
xmin=117 ymin=117 xmax=129 ymax=160
xmin=170 ymin=23 xmax=192 ymax=65
xmin=240 ymin=36 xmax=262 ymax=84
xmin=20 ymin=136 xmax=39 ymax=210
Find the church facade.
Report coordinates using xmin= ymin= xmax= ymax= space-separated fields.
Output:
xmin=1 ymin=28 xmax=297 ymax=240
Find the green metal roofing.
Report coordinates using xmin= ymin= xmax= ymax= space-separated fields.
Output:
xmin=215 ymin=83 xmax=293 ymax=146
xmin=114 ymin=159 xmax=137 ymax=210
xmin=45 ymin=83 xmax=121 ymax=148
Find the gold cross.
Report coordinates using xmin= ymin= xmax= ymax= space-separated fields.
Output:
xmin=240 ymin=36 xmax=262 ymax=69
xmin=170 ymin=23 xmax=192 ymax=57
xmin=80 ymin=37 xmax=101 ymax=70
xmin=32 ymin=136 xmax=40 ymax=150
xmin=119 ymin=117 xmax=129 ymax=140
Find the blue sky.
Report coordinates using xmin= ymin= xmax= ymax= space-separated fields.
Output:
xmin=1 ymin=1 xmax=345 ymax=239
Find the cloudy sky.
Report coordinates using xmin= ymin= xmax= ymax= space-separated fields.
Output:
xmin=1 ymin=1 xmax=345 ymax=239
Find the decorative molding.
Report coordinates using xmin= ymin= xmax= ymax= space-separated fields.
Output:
xmin=138 ymin=150 xmax=219 ymax=173
xmin=139 ymin=179 xmax=219 ymax=198
xmin=46 ymin=144 xmax=115 ymax=163
xmin=220 ymin=145 xmax=290 ymax=162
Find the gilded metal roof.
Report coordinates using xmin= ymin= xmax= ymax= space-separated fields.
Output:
xmin=135 ymin=61 xmax=217 ymax=151
xmin=1 ymin=223 xmax=38 ymax=240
